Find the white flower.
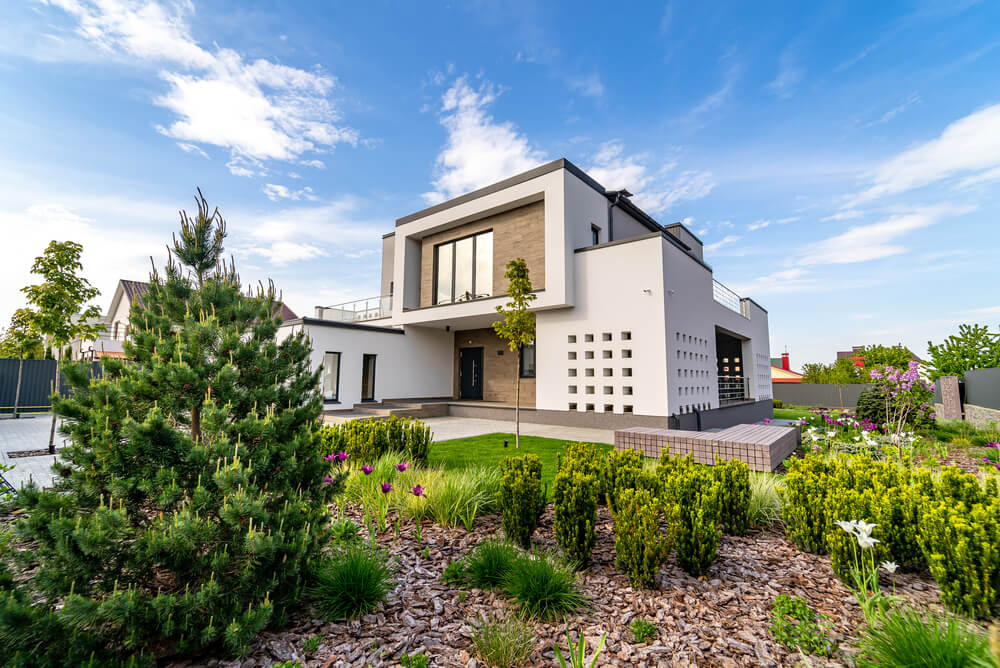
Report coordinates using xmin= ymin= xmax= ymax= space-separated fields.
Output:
xmin=857 ymin=535 xmax=880 ymax=549
xmin=835 ymin=520 xmax=858 ymax=536
xmin=881 ymin=561 xmax=898 ymax=574
xmin=854 ymin=436 xmax=862 ymax=442
xmin=855 ymin=521 xmax=877 ymax=538
xmin=827 ymin=431 xmax=837 ymax=438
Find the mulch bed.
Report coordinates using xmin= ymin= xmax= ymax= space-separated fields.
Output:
xmin=178 ymin=506 xmax=944 ymax=668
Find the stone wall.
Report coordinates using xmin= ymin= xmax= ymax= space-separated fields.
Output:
xmin=965 ymin=403 xmax=1000 ymax=430
xmin=419 ymin=200 xmax=545 ymax=308
xmin=454 ymin=327 xmax=536 ymax=406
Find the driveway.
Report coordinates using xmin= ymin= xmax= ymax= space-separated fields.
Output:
xmin=0 ymin=414 xmax=61 ymax=490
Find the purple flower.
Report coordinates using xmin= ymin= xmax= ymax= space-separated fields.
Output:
xmin=362 ymin=465 xmax=374 ymax=476
xmin=396 ymin=462 xmax=408 ymax=472
xmin=324 ymin=475 xmax=333 ymax=483
xmin=323 ymin=454 xmax=335 ymax=462
xmin=763 ymin=418 xmax=771 ymax=425
xmin=381 ymin=482 xmax=393 ymax=494
xmin=411 ymin=485 xmax=426 ymax=497
xmin=335 ymin=451 xmax=349 ymax=462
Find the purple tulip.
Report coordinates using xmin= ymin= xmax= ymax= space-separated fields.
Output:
xmin=362 ymin=465 xmax=374 ymax=475
xmin=323 ymin=454 xmax=335 ymax=462
xmin=396 ymin=462 xmax=408 ymax=472
xmin=381 ymin=482 xmax=392 ymax=494
xmin=411 ymin=485 xmax=426 ymax=497
xmin=335 ymin=451 xmax=349 ymax=462
xmin=324 ymin=475 xmax=333 ymax=483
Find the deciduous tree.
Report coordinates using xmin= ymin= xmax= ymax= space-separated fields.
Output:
xmin=493 ymin=258 xmax=536 ymax=449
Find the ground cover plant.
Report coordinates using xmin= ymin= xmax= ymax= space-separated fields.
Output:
xmin=770 ymin=594 xmax=835 ymax=657
xmin=471 ymin=614 xmax=536 ymax=668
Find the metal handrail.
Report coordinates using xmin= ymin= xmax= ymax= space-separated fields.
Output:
xmin=318 ymin=295 xmax=392 ymax=322
xmin=718 ymin=375 xmax=751 ymax=404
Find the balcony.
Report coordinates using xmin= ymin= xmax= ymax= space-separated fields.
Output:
xmin=317 ymin=295 xmax=392 ymax=323
xmin=718 ymin=375 xmax=751 ymax=404
xmin=713 ymin=280 xmax=750 ymax=318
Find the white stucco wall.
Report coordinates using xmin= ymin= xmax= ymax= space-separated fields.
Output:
xmin=278 ymin=322 xmax=454 ymax=407
xmin=536 ymin=235 xmax=667 ymax=417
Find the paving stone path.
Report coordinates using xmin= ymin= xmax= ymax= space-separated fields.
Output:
xmin=0 ymin=414 xmax=61 ymax=490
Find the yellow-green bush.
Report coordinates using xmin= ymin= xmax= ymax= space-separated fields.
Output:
xmin=613 ymin=487 xmax=674 ymax=588
xmin=714 ymin=458 xmax=751 ymax=536
xmin=553 ymin=469 xmax=598 ymax=565
xmin=780 ymin=454 xmax=832 ymax=554
xmin=602 ymin=448 xmax=643 ymax=516
xmin=661 ymin=459 xmax=722 ymax=576
xmin=499 ymin=454 xmax=545 ymax=549
xmin=319 ymin=416 xmax=432 ymax=466
xmin=556 ymin=441 xmax=604 ymax=480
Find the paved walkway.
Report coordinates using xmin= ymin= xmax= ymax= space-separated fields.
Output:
xmin=418 ymin=416 xmax=615 ymax=445
xmin=0 ymin=414 xmax=62 ymax=490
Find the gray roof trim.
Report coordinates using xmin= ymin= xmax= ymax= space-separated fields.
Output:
xmin=574 ymin=231 xmax=713 ymax=273
xmin=395 ymin=158 xmax=604 ymax=226
xmin=382 ymin=231 xmax=395 ymax=239
xmin=664 ymin=221 xmax=704 ymax=246
xmin=741 ymin=297 xmax=768 ymax=314
xmin=285 ymin=317 xmax=405 ymax=335
xmin=609 ymin=194 xmax=664 ymax=235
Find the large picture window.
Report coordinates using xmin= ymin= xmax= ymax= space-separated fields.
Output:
xmin=520 ymin=342 xmax=536 ymax=378
xmin=322 ymin=351 xmax=341 ymax=402
xmin=434 ymin=230 xmax=493 ymax=304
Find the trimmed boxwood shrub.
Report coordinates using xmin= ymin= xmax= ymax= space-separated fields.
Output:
xmin=499 ymin=454 xmax=545 ymax=549
xmin=714 ymin=458 xmax=751 ymax=536
xmin=780 ymin=454 xmax=832 ymax=554
xmin=553 ymin=469 xmax=599 ymax=566
xmin=662 ymin=462 xmax=723 ymax=576
xmin=613 ymin=487 xmax=674 ymax=588
xmin=602 ymin=448 xmax=643 ymax=516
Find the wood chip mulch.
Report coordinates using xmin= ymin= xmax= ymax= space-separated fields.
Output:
xmin=182 ymin=505 xmax=944 ymax=668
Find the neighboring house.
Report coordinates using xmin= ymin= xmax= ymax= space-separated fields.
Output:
xmin=278 ymin=158 xmax=772 ymax=429
xmin=74 ymin=279 xmax=297 ymax=360
xmin=771 ymin=352 xmax=803 ymax=383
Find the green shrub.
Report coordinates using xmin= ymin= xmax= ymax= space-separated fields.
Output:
xmin=613 ymin=487 xmax=673 ymax=588
xmin=714 ymin=458 xmax=751 ymax=535
xmin=440 ymin=558 xmax=467 ymax=585
xmin=319 ymin=415 xmax=433 ymax=466
xmin=919 ymin=497 xmax=1000 ymax=618
xmin=772 ymin=399 xmax=784 ymax=409
xmin=662 ymin=462 xmax=722 ymax=576
xmin=499 ymin=454 xmax=545 ymax=549
xmin=553 ymin=469 xmax=598 ymax=566
xmin=629 ymin=618 xmax=658 ymax=643
xmin=557 ymin=441 xmax=604 ymax=481
xmin=502 ymin=551 xmax=587 ymax=620
xmin=780 ymin=454 xmax=832 ymax=553
xmin=857 ymin=607 xmax=990 ymax=668
xmin=399 ymin=652 xmax=430 ymax=668
xmin=856 ymin=388 xmax=887 ymax=427
xmin=330 ymin=517 xmax=361 ymax=543
xmin=769 ymin=594 xmax=835 ymax=657
xmin=749 ymin=472 xmax=783 ymax=528
xmin=465 ymin=539 xmax=520 ymax=589
xmin=310 ymin=544 xmax=395 ymax=620
xmin=602 ymin=448 xmax=643 ymax=516
xmin=471 ymin=614 xmax=536 ymax=668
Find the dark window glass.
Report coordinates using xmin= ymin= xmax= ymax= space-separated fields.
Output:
xmin=520 ymin=343 xmax=536 ymax=378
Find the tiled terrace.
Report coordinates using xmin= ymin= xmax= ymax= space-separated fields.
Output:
xmin=614 ymin=423 xmax=801 ymax=472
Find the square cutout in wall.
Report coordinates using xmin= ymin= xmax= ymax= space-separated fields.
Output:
xmin=623 ymin=386 xmax=633 ymax=395
xmin=585 ymin=368 xmax=594 ymax=376
xmin=603 ymin=368 xmax=613 ymax=377
xmin=602 ymin=350 xmax=612 ymax=359
xmin=623 ymin=368 xmax=632 ymax=377
xmin=623 ymin=405 xmax=633 ymax=413
xmin=568 ymin=368 xmax=577 ymax=377
xmin=568 ymin=385 xmax=577 ymax=394
xmin=622 ymin=349 xmax=632 ymax=359
xmin=602 ymin=332 xmax=612 ymax=341
xmin=604 ymin=404 xmax=614 ymax=412
xmin=569 ymin=402 xmax=577 ymax=410
xmin=568 ymin=351 xmax=577 ymax=360
xmin=603 ymin=386 xmax=613 ymax=394
xmin=621 ymin=331 xmax=632 ymax=341
xmin=584 ymin=333 xmax=594 ymax=342
xmin=567 ymin=335 xmax=577 ymax=343
xmin=585 ymin=350 xmax=594 ymax=359
xmin=585 ymin=385 xmax=595 ymax=394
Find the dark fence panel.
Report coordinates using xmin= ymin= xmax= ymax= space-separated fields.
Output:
xmin=0 ymin=359 xmax=102 ymax=414
xmin=772 ymin=383 xmax=873 ymax=409
xmin=964 ymin=368 xmax=1000 ymax=410
xmin=669 ymin=399 xmax=773 ymax=430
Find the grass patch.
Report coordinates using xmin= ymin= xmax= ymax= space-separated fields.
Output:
xmin=857 ymin=607 xmax=990 ymax=667
xmin=429 ymin=433 xmax=612 ymax=499
xmin=773 ymin=408 xmax=814 ymax=420
xmin=310 ymin=544 xmax=395 ymax=620
xmin=502 ymin=551 xmax=587 ymax=619
xmin=471 ymin=614 xmax=536 ymax=668
xmin=466 ymin=539 xmax=520 ymax=589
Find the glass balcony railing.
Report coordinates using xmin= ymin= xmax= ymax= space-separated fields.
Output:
xmin=713 ymin=280 xmax=750 ymax=318
xmin=318 ymin=295 xmax=392 ymax=322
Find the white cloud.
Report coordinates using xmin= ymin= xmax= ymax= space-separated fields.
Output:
xmin=747 ymin=219 xmax=770 ymax=231
xmin=243 ymin=241 xmax=326 ymax=265
xmin=42 ymin=0 xmax=357 ymax=171
xmin=705 ymin=234 xmax=740 ymax=252
xmin=176 ymin=142 xmax=209 ymax=158
xmin=776 ymin=216 xmax=800 ymax=224
xmin=262 ymin=183 xmax=318 ymax=202
xmin=423 ymin=76 xmax=546 ymax=203
xmin=586 ymin=140 xmax=715 ymax=214
xmin=567 ymin=73 xmax=604 ymax=98
xmin=865 ymin=92 xmax=921 ymax=128
xmin=798 ymin=205 xmax=975 ymax=266
xmin=850 ymin=103 xmax=1000 ymax=205
xmin=767 ymin=49 xmax=804 ymax=99
xmin=955 ymin=165 xmax=1000 ymax=189
xmin=822 ymin=209 xmax=864 ymax=222
xmin=964 ymin=305 xmax=1000 ymax=316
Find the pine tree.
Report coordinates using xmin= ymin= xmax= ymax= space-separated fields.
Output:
xmin=0 ymin=191 xmax=342 ymax=666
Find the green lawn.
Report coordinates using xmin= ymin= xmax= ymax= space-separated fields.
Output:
xmin=773 ymin=408 xmax=813 ymax=420
xmin=428 ymin=432 xmax=612 ymax=498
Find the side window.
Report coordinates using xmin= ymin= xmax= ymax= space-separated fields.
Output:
xmin=322 ymin=352 xmax=341 ymax=402
xmin=591 ymin=224 xmax=601 ymax=245
xmin=520 ymin=343 xmax=536 ymax=378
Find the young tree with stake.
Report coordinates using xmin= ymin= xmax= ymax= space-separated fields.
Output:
xmin=493 ymin=258 xmax=536 ymax=449
xmin=21 ymin=241 xmax=104 ymax=452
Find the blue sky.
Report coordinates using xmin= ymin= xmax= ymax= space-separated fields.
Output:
xmin=1 ymin=0 xmax=999 ymax=367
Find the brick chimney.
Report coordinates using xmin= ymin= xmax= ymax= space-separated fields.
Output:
xmin=781 ymin=352 xmax=790 ymax=371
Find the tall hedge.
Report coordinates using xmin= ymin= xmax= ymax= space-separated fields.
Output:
xmin=319 ymin=415 xmax=432 ymax=466
xmin=602 ymin=448 xmax=643 ymax=516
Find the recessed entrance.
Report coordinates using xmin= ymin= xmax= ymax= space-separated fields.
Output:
xmin=459 ymin=347 xmax=484 ymax=399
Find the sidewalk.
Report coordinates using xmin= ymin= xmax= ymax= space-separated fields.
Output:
xmin=0 ymin=414 xmax=61 ymax=490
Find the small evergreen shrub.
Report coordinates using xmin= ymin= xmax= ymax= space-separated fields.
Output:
xmin=330 ymin=517 xmax=361 ymax=543
xmin=465 ymin=539 xmax=520 ymax=590
xmin=780 ymin=454 xmax=832 ymax=553
xmin=662 ymin=462 xmax=722 ymax=576
xmin=772 ymin=399 xmax=784 ymax=409
xmin=553 ymin=469 xmax=598 ymax=566
xmin=303 ymin=635 xmax=321 ymax=654
xmin=502 ymin=551 xmax=587 ymax=620
xmin=399 ymin=652 xmax=430 ymax=668
xmin=769 ymin=594 xmax=835 ymax=657
xmin=557 ymin=441 xmax=605 ymax=481
xmin=602 ymin=448 xmax=643 ymax=516
xmin=310 ymin=544 xmax=395 ymax=620
xmin=857 ymin=607 xmax=991 ymax=668
xmin=471 ymin=614 xmax=536 ymax=668
xmin=320 ymin=415 xmax=433 ymax=466
xmin=499 ymin=454 xmax=545 ymax=549
xmin=629 ymin=618 xmax=658 ymax=643
xmin=613 ymin=487 xmax=673 ymax=588
xmin=714 ymin=458 xmax=751 ymax=535
xmin=919 ymin=497 xmax=1000 ymax=618
xmin=855 ymin=388 xmax=887 ymax=427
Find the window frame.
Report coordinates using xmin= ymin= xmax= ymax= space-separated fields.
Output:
xmin=591 ymin=224 xmax=601 ymax=245
xmin=321 ymin=351 xmax=342 ymax=403
xmin=520 ymin=342 xmax=536 ymax=378
xmin=432 ymin=229 xmax=494 ymax=305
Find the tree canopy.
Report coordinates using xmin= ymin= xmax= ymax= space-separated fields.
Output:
xmin=926 ymin=323 xmax=1000 ymax=381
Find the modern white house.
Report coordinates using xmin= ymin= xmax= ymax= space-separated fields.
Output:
xmin=278 ymin=159 xmax=772 ymax=430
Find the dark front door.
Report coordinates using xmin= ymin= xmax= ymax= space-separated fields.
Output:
xmin=459 ymin=347 xmax=484 ymax=400
xmin=361 ymin=354 xmax=376 ymax=402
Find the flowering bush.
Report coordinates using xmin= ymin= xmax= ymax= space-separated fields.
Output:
xmin=868 ymin=362 xmax=936 ymax=458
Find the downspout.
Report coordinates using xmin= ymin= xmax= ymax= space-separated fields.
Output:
xmin=607 ymin=191 xmax=624 ymax=242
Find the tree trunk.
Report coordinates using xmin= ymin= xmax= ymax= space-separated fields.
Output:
xmin=48 ymin=348 xmax=60 ymax=454
xmin=13 ymin=356 xmax=23 ymax=419
xmin=515 ymin=347 xmax=521 ymax=449
xmin=191 ymin=403 xmax=201 ymax=444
